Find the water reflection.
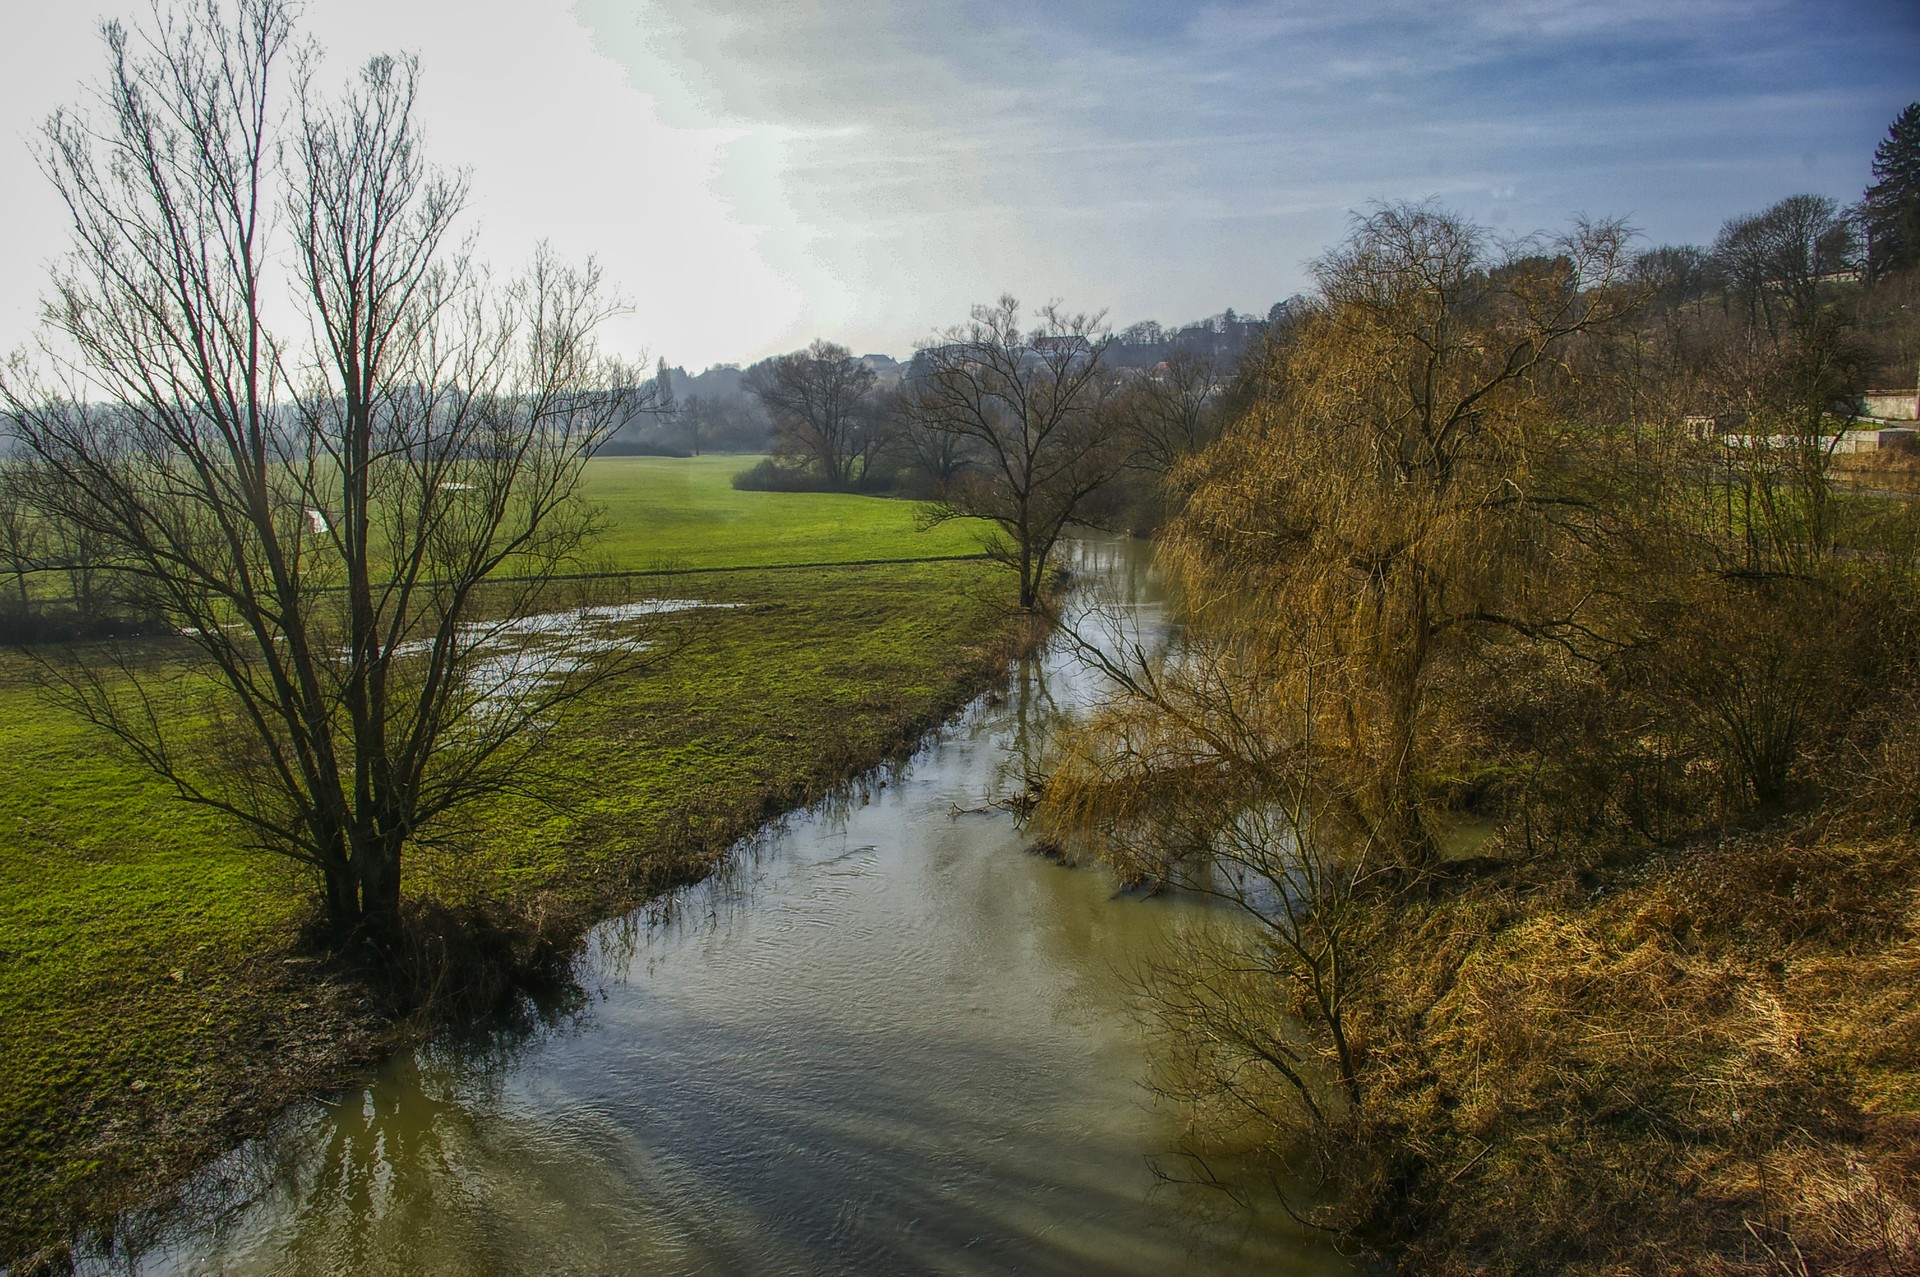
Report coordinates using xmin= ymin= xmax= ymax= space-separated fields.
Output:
xmin=98 ymin=537 xmax=1352 ymax=1277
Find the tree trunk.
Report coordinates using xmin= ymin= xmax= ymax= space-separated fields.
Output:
xmin=355 ymin=835 xmax=404 ymax=952
xmin=321 ymin=859 xmax=361 ymax=943
xmin=1377 ymin=595 xmax=1437 ymax=868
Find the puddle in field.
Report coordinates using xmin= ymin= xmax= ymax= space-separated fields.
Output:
xmin=383 ymin=598 xmax=732 ymax=714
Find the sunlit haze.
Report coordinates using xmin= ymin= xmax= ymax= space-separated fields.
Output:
xmin=1 ymin=0 xmax=1915 ymax=370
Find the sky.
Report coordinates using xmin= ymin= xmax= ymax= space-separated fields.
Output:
xmin=0 ymin=0 xmax=1915 ymax=371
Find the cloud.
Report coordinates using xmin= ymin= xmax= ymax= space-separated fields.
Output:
xmin=0 ymin=0 xmax=804 ymax=370
xmin=566 ymin=0 xmax=1918 ymax=354
xmin=1 ymin=0 xmax=1915 ymax=366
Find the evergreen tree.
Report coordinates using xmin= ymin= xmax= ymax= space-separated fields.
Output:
xmin=1864 ymin=102 xmax=1920 ymax=280
xmin=654 ymin=356 xmax=677 ymax=415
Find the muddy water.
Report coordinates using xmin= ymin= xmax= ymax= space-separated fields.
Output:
xmin=113 ymin=540 xmax=1353 ymax=1277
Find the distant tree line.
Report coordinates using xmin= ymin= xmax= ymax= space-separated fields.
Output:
xmin=619 ymin=299 xmax=1282 ymax=613
xmin=613 ymin=300 xmax=1278 ymax=494
xmin=716 ymin=308 xmax=1262 ymax=605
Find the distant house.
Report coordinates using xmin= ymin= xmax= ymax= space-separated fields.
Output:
xmin=1028 ymin=334 xmax=1093 ymax=363
xmin=1683 ymin=411 xmax=1746 ymax=439
xmin=1862 ymin=389 xmax=1918 ymax=421
xmin=1803 ymin=427 xmax=1916 ymax=456
xmin=1720 ymin=433 xmax=1802 ymax=452
xmin=906 ymin=343 xmax=971 ymax=381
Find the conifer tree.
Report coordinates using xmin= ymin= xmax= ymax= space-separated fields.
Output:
xmin=1864 ymin=102 xmax=1920 ymax=279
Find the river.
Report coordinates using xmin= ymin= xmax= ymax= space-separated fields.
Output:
xmin=99 ymin=539 xmax=1354 ymax=1276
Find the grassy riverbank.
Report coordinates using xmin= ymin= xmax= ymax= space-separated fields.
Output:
xmin=0 ymin=460 xmax=1028 ymax=1268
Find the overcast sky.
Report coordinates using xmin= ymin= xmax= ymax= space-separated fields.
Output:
xmin=1 ymin=0 xmax=1915 ymax=370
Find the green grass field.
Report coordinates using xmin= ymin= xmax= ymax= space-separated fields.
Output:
xmin=0 ymin=459 xmax=1024 ymax=1264
xmin=579 ymin=456 xmax=984 ymax=569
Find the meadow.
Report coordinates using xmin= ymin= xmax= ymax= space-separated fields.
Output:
xmin=0 ymin=458 xmax=1024 ymax=1264
xmin=578 ymin=455 xmax=984 ymax=569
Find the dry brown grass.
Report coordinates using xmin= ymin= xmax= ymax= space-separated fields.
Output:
xmin=1322 ymin=825 xmax=1920 ymax=1275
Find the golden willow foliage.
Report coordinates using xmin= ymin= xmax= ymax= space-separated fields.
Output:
xmin=1042 ymin=201 xmax=1920 ymax=1272
xmin=1042 ymin=204 xmax=1641 ymax=1135
xmin=1051 ymin=203 xmax=1640 ymax=872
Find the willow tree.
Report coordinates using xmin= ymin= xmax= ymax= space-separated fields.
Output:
xmin=1 ymin=0 xmax=646 ymax=951
xmin=1049 ymin=204 xmax=1638 ymax=872
xmin=1037 ymin=204 xmax=1643 ymax=1159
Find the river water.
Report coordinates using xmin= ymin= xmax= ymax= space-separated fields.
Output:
xmin=105 ymin=540 xmax=1354 ymax=1277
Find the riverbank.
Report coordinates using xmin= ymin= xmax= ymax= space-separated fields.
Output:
xmin=1305 ymin=813 xmax=1920 ymax=1274
xmin=1092 ymin=737 xmax=1920 ymax=1273
xmin=0 ymin=462 xmax=1037 ymax=1271
xmin=71 ymin=536 xmax=1355 ymax=1276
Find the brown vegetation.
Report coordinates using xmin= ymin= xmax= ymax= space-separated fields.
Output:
xmin=1039 ymin=195 xmax=1920 ymax=1272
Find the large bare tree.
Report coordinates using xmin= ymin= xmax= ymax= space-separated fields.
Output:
xmin=1699 ymin=197 xmax=1869 ymax=574
xmin=908 ymin=297 xmax=1122 ymax=609
xmin=744 ymin=339 xmax=882 ymax=488
xmin=1711 ymin=194 xmax=1858 ymax=339
xmin=1 ymin=0 xmax=646 ymax=951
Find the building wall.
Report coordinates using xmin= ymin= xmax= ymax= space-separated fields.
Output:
xmin=1863 ymin=390 xmax=1918 ymax=421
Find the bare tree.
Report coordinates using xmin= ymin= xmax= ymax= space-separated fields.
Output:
xmin=888 ymin=385 xmax=972 ymax=498
xmin=676 ymin=392 xmax=706 ymax=456
xmin=1 ymin=0 xmax=647 ymax=952
xmin=652 ymin=356 xmax=676 ymax=416
xmin=1705 ymin=315 xmax=1866 ymax=574
xmin=744 ymin=339 xmax=882 ymax=487
xmin=1701 ymin=197 xmax=1869 ymax=573
xmin=0 ymin=464 xmax=42 ymax=612
xmin=1712 ymin=194 xmax=1858 ymax=338
xmin=1042 ymin=616 xmax=1372 ymax=1115
xmin=1109 ymin=349 xmax=1224 ymax=476
xmin=908 ymin=297 xmax=1123 ymax=609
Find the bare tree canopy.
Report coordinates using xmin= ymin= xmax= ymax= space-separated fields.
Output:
xmin=1699 ymin=195 xmax=1871 ymax=572
xmin=908 ymin=297 xmax=1122 ymax=609
xmin=744 ymin=339 xmax=882 ymax=488
xmin=0 ymin=0 xmax=647 ymax=951
xmin=1108 ymin=349 xmax=1224 ymax=476
xmin=1711 ymin=194 xmax=1858 ymax=336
